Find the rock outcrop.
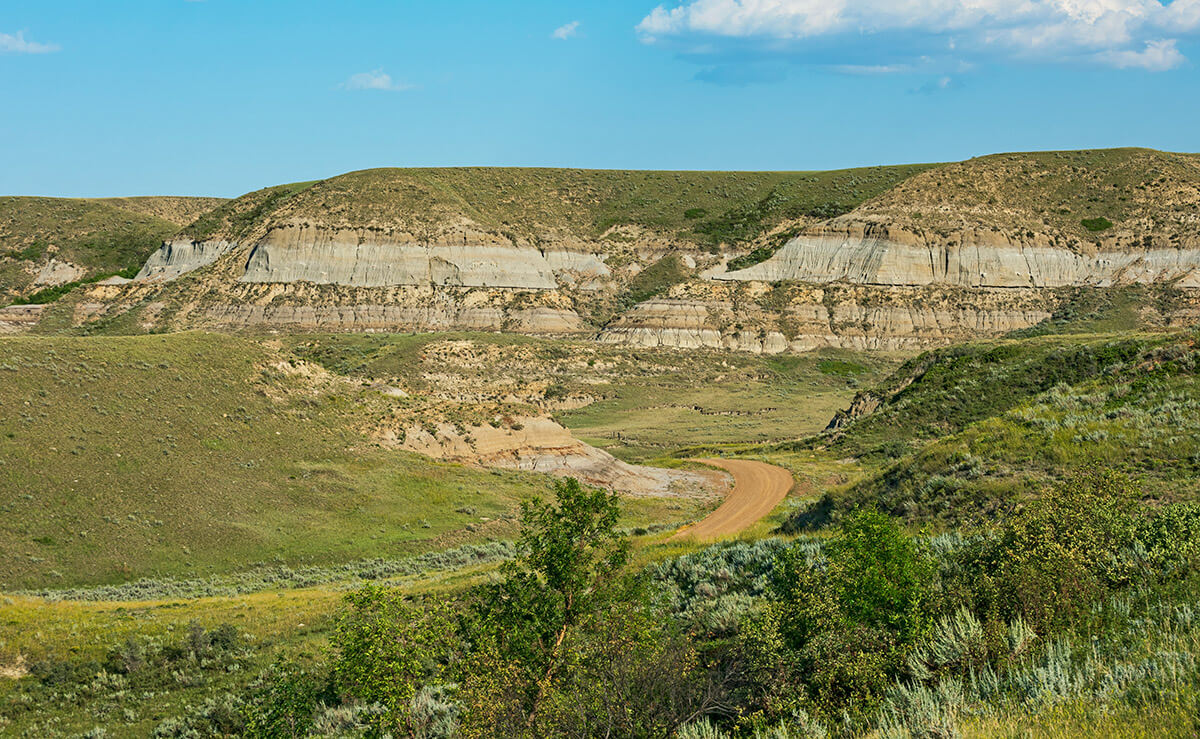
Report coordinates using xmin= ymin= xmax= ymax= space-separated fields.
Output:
xmin=136 ymin=239 xmax=236 ymax=282
xmin=598 ymin=284 xmax=1057 ymax=353
xmin=0 ymin=304 xmax=45 ymax=334
xmin=33 ymin=259 xmax=85 ymax=287
xmin=394 ymin=416 xmax=720 ymax=498
xmin=239 ymin=225 xmax=610 ymax=289
xmin=203 ymin=302 xmax=586 ymax=334
xmin=715 ymin=232 xmax=1200 ymax=289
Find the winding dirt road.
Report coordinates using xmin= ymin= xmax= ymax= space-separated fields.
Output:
xmin=672 ymin=458 xmax=794 ymax=541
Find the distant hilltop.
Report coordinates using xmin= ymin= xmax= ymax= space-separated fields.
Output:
xmin=4 ymin=148 xmax=1200 ymax=349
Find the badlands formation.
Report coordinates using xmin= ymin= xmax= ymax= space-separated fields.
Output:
xmin=12 ymin=148 xmax=1200 ymax=352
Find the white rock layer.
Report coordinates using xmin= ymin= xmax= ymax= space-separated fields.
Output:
xmin=715 ymin=235 xmax=1200 ymax=288
xmin=203 ymin=303 xmax=587 ymax=334
xmin=136 ymin=239 xmax=237 ymax=282
xmin=239 ymin=225 xmax=610 ymax=289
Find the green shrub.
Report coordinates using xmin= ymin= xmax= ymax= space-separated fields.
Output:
xmin=1081 ymin=217 xmax=1113 ymax=232
xmin=330 ymin=587 xmax=458 ymax=734
xmin=739 ymin=511 xmax=935 ymax=722
xmin=973 ymin=469 xmax=1138 ymax=633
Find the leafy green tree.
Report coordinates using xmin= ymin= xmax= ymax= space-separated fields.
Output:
xmin=458 ymin=477 xmax=631 ymax=733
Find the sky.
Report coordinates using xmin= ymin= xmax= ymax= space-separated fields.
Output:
xmin=2 ymin=0 xmax=1198 ymax=197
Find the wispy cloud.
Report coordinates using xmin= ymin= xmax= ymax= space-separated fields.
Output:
xmin=552 ymin=20 xmax=581 ymax=40
xmin=829 ymin=64 xmax=911 ymax=76
xmin=1096 ymin=39 xmax=1186 ymax=71
xmin=637 ymin=0 xmax=1199 ymax=72
xmin=0 ymin=31 xmax=60 ymax=54
xmin=340 ymin=69 xmax=415 ymax=92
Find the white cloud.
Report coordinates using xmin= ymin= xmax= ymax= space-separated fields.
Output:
xmin=552 ymin=20 xmax=581 ymax=40
xmin=1097 ymin=38 xmax=1186 ymax=70
xmin=341 ymin=69 xmax=415 ymax=92
xmin=0 ymin=31 xmax=60 ymax=54
xmin=637 ymin=0 xmax=1200 ymax=70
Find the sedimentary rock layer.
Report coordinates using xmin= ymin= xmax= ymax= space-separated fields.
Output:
xmin=716 ymin=235 xmax=1200 ymax=288
xmin=0 ymin=304 xmax=44 ymax=334
xmin=202 ymin=303 xmax=587 ymax=334
xmin=599 ymin=286 xmax=1055 ymax=353
xmin=398 ymin=416 xmax=718 ymax=498
xmin=239 ymin=225 xmax=610 ymax=289
xmin=136 ymin=239 xmax=236 ymax=282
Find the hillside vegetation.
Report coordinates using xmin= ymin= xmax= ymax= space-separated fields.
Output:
xmin=181 ymin=165 xmax=934 ymax=247
xmin=782 ymin=324 xmax=1200 ymax=527
xmin=844 ymin=148 xmax=1200 ymax=249
xmin=0 ymin=332 xmax=557 ymax=590
xmin=0 ymin=196 xmax=225 ymax=302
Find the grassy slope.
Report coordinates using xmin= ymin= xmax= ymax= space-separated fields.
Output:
xmin=562 ymin=350 xmax=896 ymax=462
xmin=182 ymin=165 xmax=935 ymax=247
xmin=848 ymin=147 xmax=1200 ymax=247
xmin=785 ymin=325 xmax=1200 ymax=525
xmin=0 ymin=332 xmax=556 ymax=590
xmin=0 ymin=196 xmax=224 ymax=302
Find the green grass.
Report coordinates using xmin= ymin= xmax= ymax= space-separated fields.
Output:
xmin=0 ymin=197 xmax=222 ymax=301
xmin=280 ymin=332 xmax=898 ymax=463
xmin=0 ymin=333 xmax=548 ymax=590
xmin=0 ymin=332 xmax=725 ymax=591
xmin=182 ymin=165 xmax=935 ymax=248
xmin=855 ymin=148 xmax=1200 ymax=246
xmin=774 ymin=328 xmax=1200 ymax=526
xmin=616 ymin=252 xmax=693 ymax=309
xmin=559 ymin=348 xmax=897 ymax=462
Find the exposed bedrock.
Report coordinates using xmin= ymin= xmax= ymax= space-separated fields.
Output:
xmin=239 ymin=225 xmax=610 ymax=289
xmin=203 ymin=303 xmax=587 ymax=333
xmin=136 ymin=239 xmax=237 ymax=282
xmin=394 ymin=416 xmax=719 ymax=499
xmin=714 ymin=231 xmax=1200 ymax=288
xmin=598 ymin=285 xmax=1058 ymax=353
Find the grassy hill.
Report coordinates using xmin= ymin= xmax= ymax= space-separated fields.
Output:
xmin=0 ymin=196 xmax=225 ymax=303
xmin=0 ymin=332 xmax=563 ymax=590
xmin=179 ymin=149 xmax=1200 ymax=256
xmin=844 ymin=147 xmax=1200 ymax=249
xmin=180 ymin=165 xmax=935 ymax=247
xmin=781 ymin=323 xmax=1200 ymax=527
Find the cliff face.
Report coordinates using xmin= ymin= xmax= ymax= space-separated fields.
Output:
xmin=136 ymin=239 xmax=236 ymax=281
xmin=238 ymin=224 xmax=610 ymax=289
xmin=597 ymin=284 xmax=1057 ymax=353
xmin=42 ymin=151 xmax=1200 ymax=350
xmin=714 ymin=231 xmax=1200 ymax=288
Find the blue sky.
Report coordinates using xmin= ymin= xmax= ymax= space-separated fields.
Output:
xmin=2 ymin=0 xmax=1198 ymax=197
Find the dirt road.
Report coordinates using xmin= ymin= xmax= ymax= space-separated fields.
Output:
xmin=672 ymin=458 xmax=794 ymax=541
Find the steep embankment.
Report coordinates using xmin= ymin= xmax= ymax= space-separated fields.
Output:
xmin=67 ymin=166 xmax=936 ymax=339
xmin=716 ymin=149 xmax=1200 ymax=287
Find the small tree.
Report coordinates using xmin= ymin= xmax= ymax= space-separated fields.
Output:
xmin=329 ymin=586 xmax=458 ymax=735
xmin=459 ymin=477 xmax=630 ymax=733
